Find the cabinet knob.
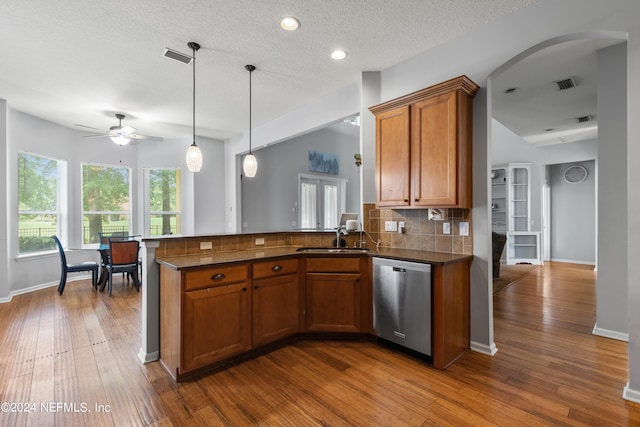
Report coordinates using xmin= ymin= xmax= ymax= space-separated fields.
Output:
xmin=414 ymin=198 xmax=419 ymax=202
xmin=242 ymin=287 xmax=247 ymax=292
xmin=211 ymin=273 xmax=226 ymax=281
xmin=404 ymin=199 xmax=409 ymax=203
xmin=254 ymin=285 xmax=259 ymax=290
xmin=271 ymin=265 xmax=282 ymax=272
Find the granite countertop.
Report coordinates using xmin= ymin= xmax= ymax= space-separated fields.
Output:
xmin=156 ymin=246 xmax=473 ymax=270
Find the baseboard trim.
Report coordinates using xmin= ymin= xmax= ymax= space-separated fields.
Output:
xmin=470 ymin=340 xmax=498 ymax=356
xmin=623 ymin=382 xmax=640 ymax=403
xmin=592 ymin=324 xmax=629 ymax=342
xmin=138 ymin=349 xmax=159 ymax=364
xmin=0 ymin=275 xmax=95 ymax=303
xmin=550 ymin=258 xmax=595 ymax=266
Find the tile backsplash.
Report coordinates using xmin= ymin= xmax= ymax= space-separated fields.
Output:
xmin=362 ymin=203 xmax=472 ymax=255
xmin=151 ymin=203 xmax=472 ymax=258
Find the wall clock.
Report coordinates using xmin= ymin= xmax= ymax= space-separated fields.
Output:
xmin=563 ymin=164 xmax=588 ymax=184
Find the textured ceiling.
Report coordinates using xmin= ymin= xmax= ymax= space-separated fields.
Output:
xmin=0 ymin=0 xmax=539 ymax=142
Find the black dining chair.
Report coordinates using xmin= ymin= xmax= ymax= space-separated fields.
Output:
xmin=105 ymin=238 xmax=141 ymax=296
xmin=51 ymin=235 xmax=99 ymax=295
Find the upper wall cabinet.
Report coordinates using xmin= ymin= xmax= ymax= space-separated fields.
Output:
xmin=369 ymin=76 xmax=479 ymax=208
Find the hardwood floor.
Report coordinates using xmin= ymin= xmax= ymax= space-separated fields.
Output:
xmin=1 ymin=262 xmax=639 ymax=426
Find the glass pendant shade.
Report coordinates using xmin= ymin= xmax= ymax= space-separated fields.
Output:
xmin=186 ymin=142 xmax=202 ymax=172
xmin=110 ymin=134 xmax=131 ymax=145
xmin=243 ymin=153 xmax=257 ymax=177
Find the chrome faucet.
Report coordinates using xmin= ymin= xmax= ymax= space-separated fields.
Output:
xmin=335 ymin=225 xmax=348 ymax=247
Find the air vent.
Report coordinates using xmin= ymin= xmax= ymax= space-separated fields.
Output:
xmin=162 ymin=48 xmax=193 ymax=65
xmin=555 ymin=77 xmax=577 ymax=90
xmin=576 ymin=114 xmax=592 ymax=123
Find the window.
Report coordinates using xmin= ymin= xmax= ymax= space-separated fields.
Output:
xmin=299 ymin=174 xmax=346 ymax=230
xmin=82 ymin=163 xmax=131 ymax=245
xmin=18 ymin=152 xmax=65 ymax=254
xmin=145 ymin=168 xmax=181 ymax=236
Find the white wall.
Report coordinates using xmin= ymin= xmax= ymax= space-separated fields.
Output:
xmin=241 ymin=123 xmax=360 ymax=232
xmin=548 ymin=160 xmax=596 ymax=263
xmin=596 ymin=42 xmax=628 ymax=339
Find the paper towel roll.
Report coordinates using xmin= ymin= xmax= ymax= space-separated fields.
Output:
xmin=345 ymin=219 xmax=358 ymax=231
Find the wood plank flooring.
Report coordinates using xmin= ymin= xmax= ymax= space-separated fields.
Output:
xmin=1 ymin=262 xmax=639 ymax=426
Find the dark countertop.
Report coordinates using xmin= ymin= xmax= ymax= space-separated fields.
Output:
xmin=156 ymin=246 xmax=473 ymax=271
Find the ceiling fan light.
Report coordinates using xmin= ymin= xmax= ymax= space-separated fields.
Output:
xmin=186 ymin=143 xmax=203 ymax=172
xmin=243 ymin=154 xmax=257 ymax=177
xmin=110 ymin=134 xmax=131 ymax=145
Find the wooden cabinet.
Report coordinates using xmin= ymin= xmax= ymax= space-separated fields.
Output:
xmin=304 ymin=257 xmax=371 ymax=333
xmin=252 ymin=259 xmax=301 ymax=347
xmin=160 ymin=263 xmax=250 ymax=379
xmin=432 ymin=259 xmax=471 ymax=370
xmin=370 ymin=75 xmax=478 ymax=208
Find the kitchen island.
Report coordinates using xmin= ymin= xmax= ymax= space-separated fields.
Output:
xmin=154 ymin=241 xmax=472 ymax=381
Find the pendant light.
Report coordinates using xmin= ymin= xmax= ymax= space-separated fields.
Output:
xmin=242 ymin=64 xmax=257 ymax=178
xmin=185 ymin=41 xmax=203 ymax=172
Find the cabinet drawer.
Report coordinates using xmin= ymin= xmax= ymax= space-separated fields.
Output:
xmin=306 ymin=257 xmax=360 ymax=273
xmin=253 ymin=258 xmax=299 ymax=279
xmin=184 ymin=264 xmax=249 ymax=291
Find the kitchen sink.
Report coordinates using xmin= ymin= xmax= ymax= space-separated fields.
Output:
xmin=296 ymin=247 xmax=369 ymax=254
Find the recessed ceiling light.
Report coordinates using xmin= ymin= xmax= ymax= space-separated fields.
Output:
xmin=504 ymin=87 xmax=520 ymax=94
xmin=280 ymin=17 xmax=300 ymax=31
xmin=331 ymin=50 xmax=347 ymax=60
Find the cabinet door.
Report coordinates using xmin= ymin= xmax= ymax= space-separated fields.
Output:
xmin=182 ymin=282 xmax=250 ymax=373
xmin=252 ymin=273 xmax=299 ymax=347
xmin=306 ymin=273 xmax=361 ymax=332
xmin=411 ymin=91 xmax=460 ymax=207
xmin=376 ymin=106 xmax=410 ymax=207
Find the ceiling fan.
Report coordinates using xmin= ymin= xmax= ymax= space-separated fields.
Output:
xmin=76 ymin=113 xmax=163 ymax=145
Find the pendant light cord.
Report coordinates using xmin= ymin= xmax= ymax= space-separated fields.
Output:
xmin=188 ymin=42 xmax=201 ymax=146
xmin=245 ymin=64 xmax=256 ymax=154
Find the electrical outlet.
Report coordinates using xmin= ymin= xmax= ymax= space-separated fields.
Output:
xmin=255 ymin=237 xmax=265 ymax=246
xmin=398 ymin=221 xmax=405 ymax=233
xmin=200 ymin=241 xmax=212 ymax=250
xmin=443 ymin=222 xmax=451 ymax=235
xmin=384 ymin=221 xmax=398 ymax=232
xmin=459 ymin=222 xmax=469 ymax=236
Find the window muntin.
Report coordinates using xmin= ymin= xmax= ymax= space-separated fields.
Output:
xmin=82 ymin=163 xmax=131 ymax=245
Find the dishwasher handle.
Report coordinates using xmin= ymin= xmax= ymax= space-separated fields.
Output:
xmin=392 ymin=267 xmax=407 ymax=273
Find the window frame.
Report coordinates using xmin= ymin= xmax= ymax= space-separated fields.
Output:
xmin=144 ymin=167 xmax=182 ymax=236
xmin=17 ymin=151 xmax=67 ymax=255
xmin=81 ymin=162 xmax=132 ymax=248
xmin=298 ymin=173 xmax=346 ymax=230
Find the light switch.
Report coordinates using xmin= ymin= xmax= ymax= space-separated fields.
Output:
xmin=384 ymin=221 xmax=398 ymax=232
xmin=443 ymin=222 xmax=451 ymax=235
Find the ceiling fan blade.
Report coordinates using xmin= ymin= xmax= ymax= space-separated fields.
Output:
xmin=75 ymin=124 xmax=104 ymax=131
xmin=120 ymin=126 xmax=136 ymax=134
xmin=82 ymin=134 xmax=109 ymax=139
xmin=129 ymin=133 xmax=163 ymax=142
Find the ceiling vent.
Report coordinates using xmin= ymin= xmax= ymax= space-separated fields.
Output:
xmin=576 ymin=114 xmax=592 ymax=123
xmin=555 ymin=77 xmax=577 ymax=91
xmin=162 ymin=48 xmax=193 ymax=65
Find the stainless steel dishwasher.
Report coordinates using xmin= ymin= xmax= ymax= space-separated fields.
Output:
xmin=372 ymin=257 xmax=432 ymax=357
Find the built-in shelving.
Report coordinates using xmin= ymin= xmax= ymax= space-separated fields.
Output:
xmin=491 ymin=163 xmax=541 ymax=265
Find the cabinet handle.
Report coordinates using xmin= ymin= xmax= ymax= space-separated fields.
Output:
xmin=271 ymin=265 xmax=282 ymax=272
xmin=242 ymin=287 xmax=247 ymax=292
xmin=254 ymin=285 xmax=259 ymax=290
xmin=211 ymin=273 xmax=226 ymax=281
xmin=414 ymin=198 xmax=419 ymax=202
xmin=404 ymin=199 xmax=409 ymax=203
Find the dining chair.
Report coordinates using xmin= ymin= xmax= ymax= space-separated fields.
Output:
xmin=51 ymin=235 xmax=99 ymax=295
xmin=105 ymin=238 xmax=140 ymax=296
